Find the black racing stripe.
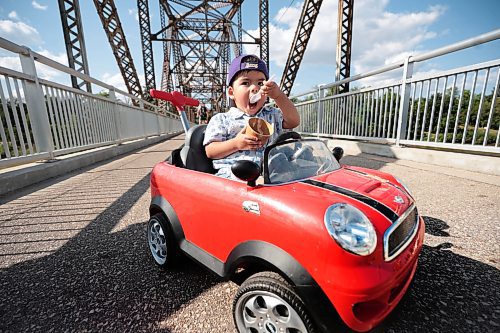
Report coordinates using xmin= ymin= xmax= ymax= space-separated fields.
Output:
xmin=302 ymin=179 xmax=399 ymax=223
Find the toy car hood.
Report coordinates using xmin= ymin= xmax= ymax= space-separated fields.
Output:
xmin=286 ymin=166 xmax=414 ymax=227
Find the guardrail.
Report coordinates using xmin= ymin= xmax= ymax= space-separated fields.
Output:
xmin=292 ymin=30 xmax=500 ymax=155
xmin=0 ymin=37 xmax=185 ymax=169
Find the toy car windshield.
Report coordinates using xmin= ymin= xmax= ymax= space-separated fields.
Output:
xmin=264 ymin=139 xmax=341 ymax=184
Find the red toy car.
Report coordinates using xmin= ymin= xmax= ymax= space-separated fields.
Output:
xmin=147 ymin=91 xmax=424 ymax=333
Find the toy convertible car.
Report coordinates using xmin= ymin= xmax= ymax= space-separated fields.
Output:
xmin=147 ymin=91 xmax=424 ymax=333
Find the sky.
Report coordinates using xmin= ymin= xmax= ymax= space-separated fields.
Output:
xmin=0 ymin=0 xmax=499 ymax=97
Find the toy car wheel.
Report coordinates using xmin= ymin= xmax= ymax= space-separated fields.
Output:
xmin=233 ymin=272 xmax=315 ymax=333
xmin=147 ymin=213 xmax=177 ymax=268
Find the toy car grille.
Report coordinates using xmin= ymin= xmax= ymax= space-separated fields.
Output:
xmin=384 ymin=206 xmax=419 ymax=261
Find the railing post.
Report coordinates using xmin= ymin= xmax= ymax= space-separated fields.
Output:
xmin=109 ymin=89 xmax=122 ymax=144
xmin=317 ymin=84 xmax=325 ymax=135
xmin=395 ymin=56 xmax=414 ymax=146
xmin=156 ymin=107 xmax=161 ymax=136
xmin=139 ymin=99 xmax=147 ymax=138
xmin=19 ymin=48 xmax=54 ymax=158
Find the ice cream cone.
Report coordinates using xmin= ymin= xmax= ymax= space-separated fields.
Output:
xmin=246 ymin=118 xmax=274 ymax=142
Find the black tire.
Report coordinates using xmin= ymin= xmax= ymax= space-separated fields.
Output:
xmin=233 ymin=271 xmax=316 ymax=333
xmin=146 ymin=213 xmax=179 ymax=268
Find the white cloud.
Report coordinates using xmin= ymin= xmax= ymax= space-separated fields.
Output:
xmin=266 ymin=0 xmax=446 ymax=91
xmin=35 ymin=50 xmax=68 ymax=81
xmin=0 ymin=17 xmax=73 ymax=84
xmin=0 ymin=56 xmax=21 ymax=72
xmin=268 ymin=2 xmax=305 ymax=67
xmin=128 ymin=8 xmax=139 ymax=22
xmin=0 ymin=49 xmax=68 ymax=83
xmin=101 ymin=72 xmax=127 ymax=92
xmin=0 ymin=19 xmax=42 ymax=47
xmin=0 ymin=13 xmax=78 ymax=86
xmin=352 ymin=2 xmax=446 ymax=74
xmin=37 ymin=49 xmax=68 ymax=66
xmin=8 ymin=11 xmax=19 ymax=20
xmin=32 ymin=1 xmax=48 ymax=11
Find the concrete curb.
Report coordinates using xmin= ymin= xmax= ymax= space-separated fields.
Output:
xmin=0 ymin=132 xmax=182 ymax=196
xmin=325 ymin=139 xmax=500 ymax=176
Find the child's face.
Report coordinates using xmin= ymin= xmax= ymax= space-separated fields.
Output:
xmin=228 ymin=70 xmax=267 ymax=116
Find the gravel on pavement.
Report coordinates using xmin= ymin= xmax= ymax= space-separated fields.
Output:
xmin=0 ymin=136 xmax=498 ymax=332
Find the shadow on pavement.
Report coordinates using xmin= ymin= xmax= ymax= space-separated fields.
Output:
xmin=2 ymin=145 xmax=498 ymax=332
xmin=423 ymin=216 xmax=451 ymax=237
xmin=0 ymin=137 xmax=183 ymax=206
xmin=341 ymin=154 xmax=389 ymax=171
xmin=0 ymin=172 xmax=219 ymax=333
xmin=375 ymin=215 xmax=500 ymax=333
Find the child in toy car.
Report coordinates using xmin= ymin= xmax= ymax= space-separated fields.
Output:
xmin=148 ymin=68 xmax=424 ymax=332
xmin=203 ymin=54 xmax=300 ymax=179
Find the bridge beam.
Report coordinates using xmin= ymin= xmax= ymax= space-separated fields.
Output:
xmin=138 ymin=0 xmax=156 ymax=99
xmin=152 ymin=1 xmax=265 ymax=112
xmin=259 ymin=0 xmax=269 ymax=67
xmin=57 ymin=0 xmax=92 ymax=93
xmin=280 ymin=0 xmax=324 ymax=96
xmin=93 ymin=0 xmax=143 ymax=99
xmin=335 ymin=0 xmax=354 ymax=94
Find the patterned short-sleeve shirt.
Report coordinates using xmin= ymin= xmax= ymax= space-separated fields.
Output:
xmin=203 ymin=106 xmax=284 ymax=179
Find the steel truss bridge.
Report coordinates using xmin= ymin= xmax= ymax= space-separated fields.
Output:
xmin=0 ymin=4 xmax=499 ymax=332
xmin=0 ymin=2 xmax=498 ymax=183
xmin=57 ymin=0 xmax=352 ymax=113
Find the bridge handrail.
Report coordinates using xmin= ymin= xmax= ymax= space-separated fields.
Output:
xmin=1 ymin=37 xmax=124 ymax=99
xmin=292 ymin=29 xmax=500 ymax=98
xmin=290 ymin=29 xmax=500 ymax=155
xmin=0 ymin=37 xmax=189 ymax=169
xmin=0 ymin=37 xmax=179 ymax=117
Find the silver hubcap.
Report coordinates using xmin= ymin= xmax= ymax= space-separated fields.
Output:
xmin=148 ymin=219 xmax=167 ymax=265
xmin=235 ymin=291 xmax=308 ymax=333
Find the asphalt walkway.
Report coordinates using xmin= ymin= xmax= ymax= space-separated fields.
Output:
xmin=0 ymin=135 xmax=498 ymax=332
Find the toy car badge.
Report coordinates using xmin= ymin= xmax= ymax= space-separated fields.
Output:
xmin=264 ymin=321 xmax=277 ymax=333
xmin=394 ymin=195 xmax=405 ymax=204
xmin=242 ymin=201 xmax=260 ymax=215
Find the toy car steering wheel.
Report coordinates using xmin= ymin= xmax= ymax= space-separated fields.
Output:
xmin=291 ymin=145 xmax=314 ymax=161
xmin=272 ymin=131 xmax=301 ymax=145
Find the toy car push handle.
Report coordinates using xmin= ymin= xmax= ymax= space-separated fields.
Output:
xmin=149 ymin=89 xmax=173 ymax=103
xmin=150 ymin=89 xmax=199 ymax=133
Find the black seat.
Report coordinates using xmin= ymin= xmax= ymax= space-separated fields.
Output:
xmin=180 ymin=125 xmax=216 ymax=174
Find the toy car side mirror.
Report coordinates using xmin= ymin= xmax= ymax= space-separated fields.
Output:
xmin=332 ymin=147 xmax=344 ymax=162
xmin=231 ymin=160 xmax=261 ymax=187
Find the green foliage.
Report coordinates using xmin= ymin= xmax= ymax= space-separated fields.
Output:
xmin=97 ymin=90 xmax=110 ymax=98
xmin=405 ymin=88 xmax=499 ymax=145
xmin=0 ymin=99 xmax=33 ymax=159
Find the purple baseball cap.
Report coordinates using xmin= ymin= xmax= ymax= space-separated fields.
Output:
xmin=227 ymin=54 xmax=269 ymax=86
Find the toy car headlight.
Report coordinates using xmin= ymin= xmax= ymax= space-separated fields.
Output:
xmin=324 ymin=203 xmax=377 ymax=256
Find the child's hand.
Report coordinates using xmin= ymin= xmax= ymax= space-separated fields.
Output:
xmin=234 ymin=127 xmax=263 ymax=150
xmin=262 ymin=78 xmax=283 ymax=100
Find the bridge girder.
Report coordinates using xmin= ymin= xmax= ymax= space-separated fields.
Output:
xmin=153 ymin=0 xmax=266 ymax=111
xmin=280 ymin=0 xmax=354 ymax=96
xmin=335 ymin=0 xmax=354 ymax=94
xmin=259 ymin=0 xmax=269 ymax=66
xmin=93 ymin=0 xmax=143 ymax=99
xmin=57 ymin=0 xmax=92 ymax=92
xmin=138 ymin=0 xmax=156 ymax=99
xmin=57 ymin=0 xmax=352 ymax=106
xmin=280 ymin=0 xmax=324 ymax=96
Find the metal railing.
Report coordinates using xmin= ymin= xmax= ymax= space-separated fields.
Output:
xmin=292 ymin=30 xmax=500 ymax=155
xmin=0 ymin=37 xmax=185 ymax=169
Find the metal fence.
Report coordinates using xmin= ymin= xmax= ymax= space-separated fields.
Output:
xmin=2 ymin=30 xmax=499 ymax=171
xmin=293 ymin=30 xmax=500 ymax=155
xmin=0 ymin=37 xmax=184 ymax=169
